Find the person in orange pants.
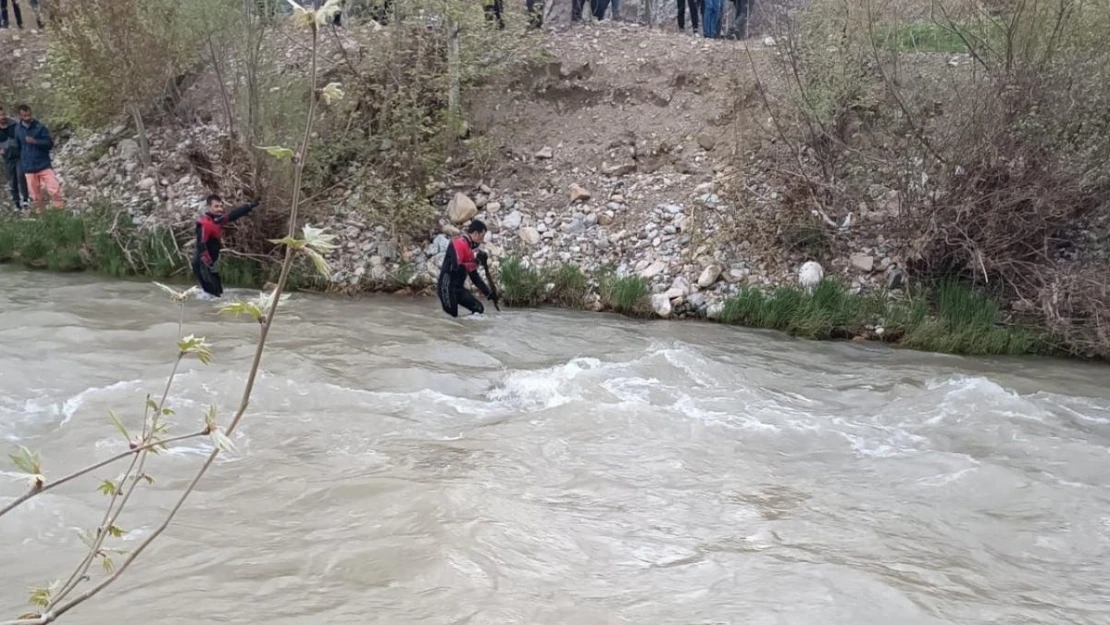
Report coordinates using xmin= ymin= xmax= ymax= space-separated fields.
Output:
xmin=14 ymin=104 xmax=62 ymax=212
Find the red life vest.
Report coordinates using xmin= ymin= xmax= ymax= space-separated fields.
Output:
xmin=451 ymin=236 xmax=478 ymax=273
xmin=197 ymin=213 xmax=224 ymax=264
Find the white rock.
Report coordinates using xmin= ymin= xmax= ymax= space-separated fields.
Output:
xmin=651 ymin=294 xmax=673 ymax=318
xmin=118 ymin=139 xmax=139 ymax=162
xmin=707 ymin=302 xmax=724 ymax=320
xmin=519 ymin=227 xmax=541 ymax=245
xmin=535 ymin=146 xmax=554 ymax=160
xmin=665 ymin=287 xmax=686 ymax=300
xmin=138 ymin=177 xmax=156 ymax=190
xmin=640 ymin=261 xmax=666 ymax=279
xmin=799 ymin=261 xmax=824 ymax=292
xmin=569 ymin=184 xmax=591 ymax=203
xmin=698 ymin=264 xmax=723 ymax=288
xmin=502 ymin=210 xmax=523 ymax=230
xmin=447 ymin=192 xmax=478 ymax=224
xmin=850 ymin=253 xmax=875 ymax=272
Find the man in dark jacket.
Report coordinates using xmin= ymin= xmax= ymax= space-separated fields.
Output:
xmin=14 ymin=104 xmax=62 ymax=211
xmin=0 ymin=106 xmax=28 ymax=210
xmin=193 ymin=194 xmax=259 ymax=297
xmin=437 ymin=220 xmax=498 ymax=317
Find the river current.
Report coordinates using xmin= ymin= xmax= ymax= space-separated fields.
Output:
xmin=1 ymin=267 xmax=1108 ymax=624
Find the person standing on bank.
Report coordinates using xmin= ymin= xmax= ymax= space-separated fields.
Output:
xmin=14 ymin=104 xmax=62 ymax=212
xmin=192 ymin=194 xmax=259 ymax=298
xmin=0 ymin=107 xmax=29 ymax=210
xmin=438 ymin=220 xmax=498 ymax=317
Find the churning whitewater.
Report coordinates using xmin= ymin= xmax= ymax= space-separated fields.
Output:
xmin=1 ymin=267 xmax=1109 ymax=625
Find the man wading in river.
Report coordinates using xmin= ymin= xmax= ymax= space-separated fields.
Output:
xmin=192 ymin=194 xmax=259 ymax=298
xmin=438 ymin=220 xmax=499 ymax=317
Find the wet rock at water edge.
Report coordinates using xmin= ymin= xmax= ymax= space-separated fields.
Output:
xmin=652 ymin=293 xmax=673 ymax=318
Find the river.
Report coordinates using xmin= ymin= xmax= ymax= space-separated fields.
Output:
xmin=1 ymin=267 xmax=1109 ymax=625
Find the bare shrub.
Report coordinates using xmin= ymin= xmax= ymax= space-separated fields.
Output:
xmin=735 ymin=0 xmax=1110 ymax=357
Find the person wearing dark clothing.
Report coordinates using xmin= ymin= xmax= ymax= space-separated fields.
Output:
xmin=0 ymin=108 xmax=28 ymax=211
xmin=702 ymin=0 xmax=724 ymax=38
xmin=678 ymin=0 xmax=700 ymax=33
xmin=14 ymin=104 xmax=62 ymax=211
xmin=571 ymin=0 xmax=586 ymax=22
xmin=437 ymin=220 xmax=497 ymax=317
xmin=0 ymin=0 xmax=43 ymax=30
xmin=483 ymin=0 xmax=504 ymax=29
xmin=525 ymin=0 xmax=542 ymax=28
xmin=192 ymin=194 xmax=259 ymax=297
xmin=726 ymin=0 xmax=750 ymax=39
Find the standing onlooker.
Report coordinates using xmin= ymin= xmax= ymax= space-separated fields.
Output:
xmin=14 ymin=104 xmax=63 ymax=212
xmin=571 ymin=0 xmax=586 ymax=23
xmin=677 ymin=0 xmax=700 ymax=34
xmin=0 ymin=107 xmax=29 ymax=211
xmin=726 ymin=0 xmax=750 ymax=39
xmin=702 ymin=0 xmax=723 ymax=38
xmin=0 ymin=0 xmax=43 ymax=30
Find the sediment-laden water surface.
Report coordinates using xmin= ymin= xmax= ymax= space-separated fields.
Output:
xmin=2 ymin=268 xmax=1108 ymax=625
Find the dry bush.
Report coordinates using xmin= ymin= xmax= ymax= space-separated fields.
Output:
xmin=737 ymin=0 xmax=1110 ymax=357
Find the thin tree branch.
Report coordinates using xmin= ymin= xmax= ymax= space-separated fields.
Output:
xmin=0 ymin=430 xmax=205 ymax=520
xmin=8 ymin=20 xmax=326 ymax=625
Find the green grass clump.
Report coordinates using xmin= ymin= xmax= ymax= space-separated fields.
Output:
xmin=0 ymin=208 xmax=192 ymax=278
xmin=716 ymin=277 xmax=1049 ymax=357
xmin=499 ymin=256 xmax=545 ymax=307
xmin=546 ymin=263 xmax=587 ymax=308
xmin=875 ymin=20 xmax=1001 ymax=54
xmin=599 ymin=270 xmax=650 ymax=316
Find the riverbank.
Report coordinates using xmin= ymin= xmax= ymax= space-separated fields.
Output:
xmin=0 ymin=210 xmax=1058 ymax=359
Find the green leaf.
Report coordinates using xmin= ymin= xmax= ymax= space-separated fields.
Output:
xmin=153 ymin=282 xmax=198 ymax=302
xmin=257 ymin=145 xmax=295 ymax=160
xmin=302 ymin=224 xmax=338 ymax=253
xmin=146 ymin=397 xmax=160 ymax=414
xmin=107 ymin=410 xmax=130 ymax=442
xmin=304 ymin=248 xmax=332 ymax=279
xmin=9 ymin=445 xmax=41 ymax=475
xmin=321 ymin=82 xmax=345 ymax=105
xmin=161 ymin=407 xmax=175 ymax=416
xmin=211 ymin=429 xmax=237 ymax=454
xmin=317 ymin=0 xmax=343 ymax=24
xmin=28 ymin=585 xmax=52 ymax=608
xmin=102 ymin=555 xmax=114 ymax=573
xmin=107 ymin=525 xmax=125 ymax=539
xmin=204 ymin=405 xmax=218 ymax=435
xmin=97 ymin=479 xmax=118 ymax=496
xmin=219 ymin=300 xmax=265 ymax=322
xmin=177 ymin=334 xmax=214 ymax=365
xmin=268 ymin=235 xmax=307 ymax=249
xmin=78 ymin=529 xmax=96 ymax=549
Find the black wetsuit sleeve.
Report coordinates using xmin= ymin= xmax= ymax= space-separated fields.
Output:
xmin=468 ymin=270 xmax=491 ymax=298
xmin=221 ymin=201 xmax=259 ymax=224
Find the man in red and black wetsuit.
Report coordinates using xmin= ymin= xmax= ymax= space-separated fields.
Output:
xmin=192 ymin=194 xmax=259 ymax=297
xmin=437 ymin=220 xmax=498 ymax=317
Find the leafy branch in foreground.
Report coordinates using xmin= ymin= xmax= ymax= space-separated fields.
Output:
xmin=1 ymin=2 xmax=343 ymax=623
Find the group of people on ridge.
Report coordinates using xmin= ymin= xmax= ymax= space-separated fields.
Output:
xmin=569 ymin=0 xmax=751 ymax=39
